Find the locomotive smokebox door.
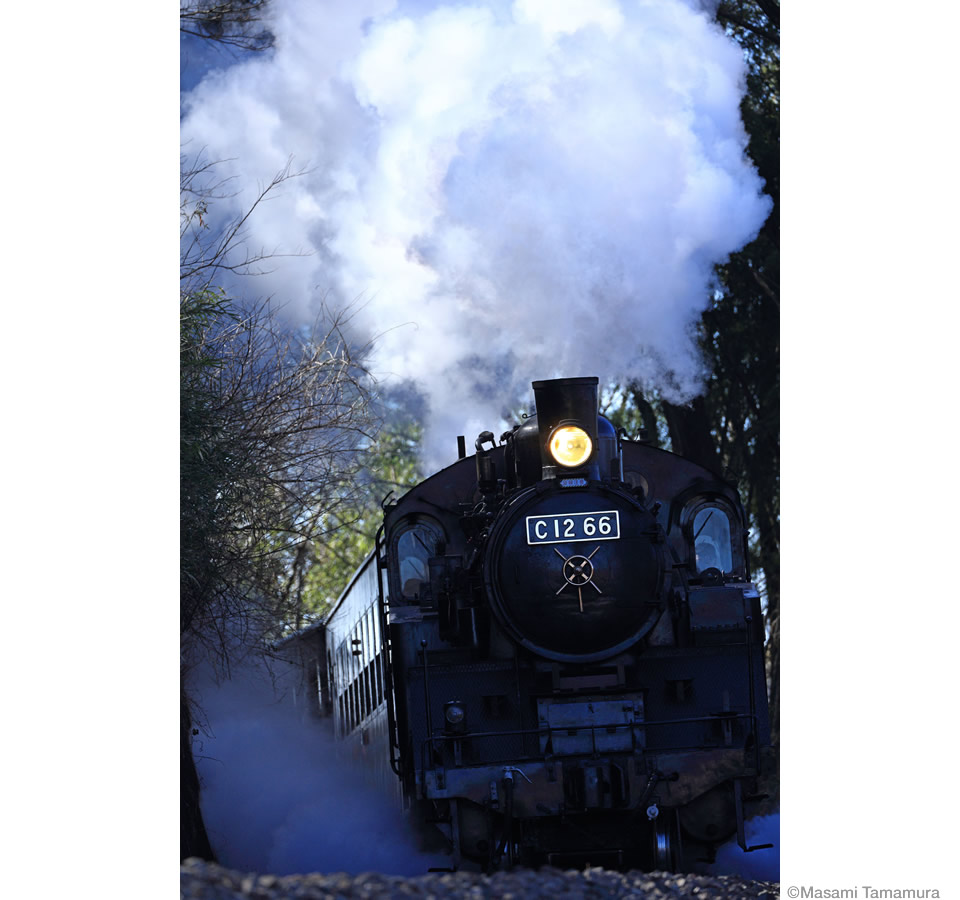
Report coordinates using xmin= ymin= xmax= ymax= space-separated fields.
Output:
xmin=483 ymin=483 xmax=666 ymax=663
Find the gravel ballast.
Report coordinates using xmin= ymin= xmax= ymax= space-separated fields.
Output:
xmin=181 ymin=859 xmax=778 ymax=899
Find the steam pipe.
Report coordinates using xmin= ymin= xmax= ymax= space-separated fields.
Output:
xmin=744 ymin=614 xmax=761 ymax=775
xmin=475 ymin=431 xmax=496 ymax=494
xmin=495 ymin=771 xmax=516 ymax=866
xmin=421 ymin=640 xmax=434 ymax=762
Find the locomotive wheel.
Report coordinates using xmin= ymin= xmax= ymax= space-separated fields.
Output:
xmin=651 ymin=812 xmax=680 ymax=872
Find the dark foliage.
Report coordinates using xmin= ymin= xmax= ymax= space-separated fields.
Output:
xmin=610 ymin=0 xmax=780 ymax=749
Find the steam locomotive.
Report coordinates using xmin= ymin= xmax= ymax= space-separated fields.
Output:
xmin=283 ymin=377 xmax=773 ymax=872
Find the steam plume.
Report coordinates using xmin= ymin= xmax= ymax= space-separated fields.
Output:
xmin=181 ymin=0 xmax=771 ymax=464
xmin=190 ymin=659 xmax=446 ymax=875
xmin=707 ymin=812 xmax=780 ymax=882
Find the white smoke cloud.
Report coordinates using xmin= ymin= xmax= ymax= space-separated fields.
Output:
xmin=181 ymin=0 xmax=771 ymax=467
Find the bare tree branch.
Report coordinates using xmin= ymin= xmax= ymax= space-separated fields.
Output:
xmin=181 ymin=155 xmax=382 ymax=671
xmin=181 ymin=154 xmax=311 ymax=291
xmin=180 ymin=0 xmax=275 ymax=52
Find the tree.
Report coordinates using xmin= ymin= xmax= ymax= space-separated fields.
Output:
xmin=180 ymin=4 xmax=286 ymax=862
xmin=707 ymin=0 xmax=779 ymax=751
xmin=179 ymin=291 xmax=376 ymax=658
xmin=298 ymin=419 xmax=425 ymax=619
xmin=717 ymin=0 xmax=780 ymax=47
xmin=180 ymin=157 xmax=378 ymax=860
xmin=608 ymin=0 xmax=780 ymax=750
xmin=236 ymin=417 xmax=426 ymax=634
xmin=180 ymin=0 xmax=274 ymax=52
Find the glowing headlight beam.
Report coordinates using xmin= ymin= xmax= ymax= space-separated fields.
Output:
xmin=549 ymin=426 xmax=593 ymax=467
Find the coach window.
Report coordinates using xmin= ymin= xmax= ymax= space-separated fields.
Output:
xmin=395 ymin=520 xmax=443 ymax=601
xmin=692 ymin=504 xmax=734 ymax=574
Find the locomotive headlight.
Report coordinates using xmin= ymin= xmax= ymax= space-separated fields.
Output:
xmin=443 ymin=700 xmax=467 ymax=734
xmin=549 ymin=426 xmax=593 ymax=468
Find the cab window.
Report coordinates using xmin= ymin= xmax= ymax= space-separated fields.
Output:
xmin=395 ymin=521 xmax=442 ymax=601
xmin=693 ymin=505 xmax=734 ymax=574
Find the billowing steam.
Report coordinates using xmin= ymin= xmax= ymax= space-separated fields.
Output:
xmin=707 ymin=812 xmax=779 ymax=882
xmin=190 ymin=659 xmax=446 ymax=875
xmin=181 ymin=0 xmax=771 ymax=464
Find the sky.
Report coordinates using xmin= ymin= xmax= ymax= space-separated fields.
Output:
xmin=179 ymin=0 xmax=772 ymax=467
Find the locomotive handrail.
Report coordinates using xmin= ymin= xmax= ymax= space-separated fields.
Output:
xmin=375 ymin=523 xmax=404 ymax=778
xmin=745 ymin=615 xmax=757 ymax=773
xmin=743 ymin=606 xmax=764 ymax=778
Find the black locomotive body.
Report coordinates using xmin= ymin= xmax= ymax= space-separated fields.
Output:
xmin=373 ymin=377 xmax=772 ymax=871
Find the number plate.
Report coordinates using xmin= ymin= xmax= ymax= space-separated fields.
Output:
xmin=525 ymin=510 xmax=621 ymax=545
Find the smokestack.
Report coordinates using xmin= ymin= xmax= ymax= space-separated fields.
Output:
xmin=532 ymin=376 xmax=600 ymax=481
